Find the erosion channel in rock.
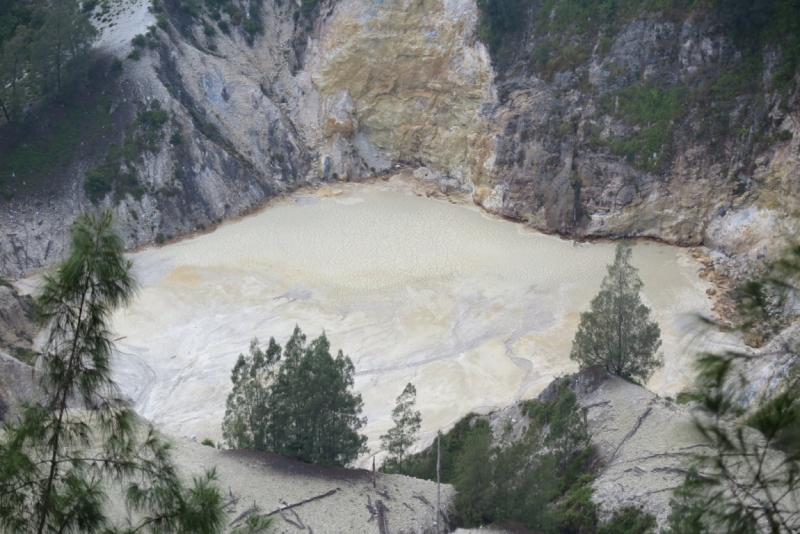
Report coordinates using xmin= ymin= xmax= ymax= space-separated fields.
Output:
xmin=107 ymin=176 xmax=713 ymax=465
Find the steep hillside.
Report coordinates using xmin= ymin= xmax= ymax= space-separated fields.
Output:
xmin=0 ymin=0 xmax=312 ymax=277
xmin=0 ymin=0 xmax=798 ymax=278
xmin=477 ymin=0 xmax=800 ymax=265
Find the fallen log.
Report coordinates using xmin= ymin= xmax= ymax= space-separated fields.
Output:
xmin=376 ymin=499 xmax=390 ymax=534
xmin=264 ymin=488 xmax=341 ymax=517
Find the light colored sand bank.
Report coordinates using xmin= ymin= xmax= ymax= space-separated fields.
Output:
xmin=107 ymin=177 xmax=713 ymax=466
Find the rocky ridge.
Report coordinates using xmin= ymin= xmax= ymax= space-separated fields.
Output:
xmin=0 ymin=0 xmax=797 ymax=279
xmin=482 ymin=11 xmax=800 ymax=270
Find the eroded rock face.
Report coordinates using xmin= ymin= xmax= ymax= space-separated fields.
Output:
xmin=0 ymin=0 xmax=798 ymax=281
xmin=0 ymin=285 xmax=36 ymax=358
xmin=0 ymin=0 xmax=312 ymax=278
xmin=477 ymin=14 xmax=800 ymax=267
xmin=292 ymin=0 xmax=497 ymax=184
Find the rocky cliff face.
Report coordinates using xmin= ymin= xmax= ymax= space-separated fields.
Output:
xmin=289 ymin=0 xmax=497 ymax=185
xmin=290 ymin=0 xmax=800 ymax=271
xmin=0 ymin=0 xmax=798 ymax=279
xmin=0 ymin=0 xmax=312 ymax=277
xmin=479 ymin=11 xmax=800 ymax=269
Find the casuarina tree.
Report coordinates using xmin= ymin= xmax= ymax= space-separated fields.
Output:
xmin=570 ymin=241 xmax=663 ymax=382
xmin=0 ymin=211 xmax=226 ymax=534
xmin=380 ymin=382 xmax=422 ymax=472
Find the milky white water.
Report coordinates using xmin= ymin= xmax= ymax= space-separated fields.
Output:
xmin=108 ymin=177 xmax=713 ymax=463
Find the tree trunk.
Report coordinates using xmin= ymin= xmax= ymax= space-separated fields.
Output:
xmin=36 ymin=286 xmax=89 ymax=534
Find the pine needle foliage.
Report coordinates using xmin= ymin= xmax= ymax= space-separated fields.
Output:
xmin=570 ymin=242 xmax=663 ymax=383
xmin=664 ymin=352 xmax=800 ymax=534
xmin=665 ymin=245 xmax=800 ymax=534
xmin=380 ymin=383 xmax=422 ymax=472
xmin=31 ymin=0 xmax=98 ymax=96
xmin=221 ymin=337 xmax=282 ymax=452
xmin=222 ymin=326 xmax=368 ymax=467
xmin=0 ymin=211 xmax=226 ymax=534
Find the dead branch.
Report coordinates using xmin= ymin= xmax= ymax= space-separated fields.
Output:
xmin=412 ymin=493 xmax=433 ymax=508
xmin=376 ymin=499 xmax=390 ymax=534
xmin=367 ymin=495 xmax=377 ymax=522
xmin=581 ymin=400 xmax=611 ymax=410
xmin=278 ymin=509 xmax=304 ymax=530
xmin=264 ymin=488 xmax=341 ymax=517
xmin=228 ymin=503 xmax=259 ymax=527
xmin=605 ymin=407 xmax=653 ymax=469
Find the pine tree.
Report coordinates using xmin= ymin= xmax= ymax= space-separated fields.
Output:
xmin=0 ymin=211 xmax=226 ymax=534
xmin=570 ymin=241 xmax=663 ymax=382
xmin=380 ymin=383 xmax=422 ymax=472
xmin=664 ymin=245 xmax=800 ymax=534
xmin=222 ymin=337 xmax=281 ymax=450
xmin=31 ymin=0 xmax=96 ymax=96
xmin=223 ymin=326 xmax=368 ymax=467
xmin=273 ymin=330 xmax=368 ymax=466
xmin=266 ymin=325 xmax=307 ymax=458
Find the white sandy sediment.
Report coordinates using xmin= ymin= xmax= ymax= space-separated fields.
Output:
xmin=106 ymin=177 xmax=715 ymax=466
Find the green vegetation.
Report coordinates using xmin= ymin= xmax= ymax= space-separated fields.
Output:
xmin=84 ymin=142 xmax=144 ymax=204
xmin=230 ymin=515 xmax=273 ymax=534
xmin=476 ymin=0 xmax=529 ymax=60
xmin=603 ymin=85 xmax=688 ymax=172
xmin=0 ymin=27 xmax=27 ymax=126
xmin=222 ymin=326 xmax=368 ymax=467
xmin=570 ymin=242 xmax=663 ymax=382
xmin=554 ymin=477 xmax=599 ymax=533
xmin=0 ymin=90 xmax=116 ymax=199
xmin=675 ymin=391 xmax=702 ymax=404
xmin=300 ymin=0 xmax=320 ymax=16
xmin=201 ymin=438 xmax=215 ymax=447
xmin=479 ymin=0 xmax=798 ymax=80
xmin=0 ymin=211 xmax=226 ymax=533
xmin=527 ymin=41 xmax=590 ymax=82
xmin=108 ymin=56 xmax=123 ymax=77
xmin=379 ymin=383 xmax=422 ymax=472
xmin=598 ymin=506 xmax=657 ymax=534
xmin=129 ymin=26 xmax=161 ymax=54
xmin=0 ymin=0 xmax=37 ymax=46
xmin=390 ymin=380 xmax=645 ymax=532
xmin=221 ymin=337 xmax=280 ymax=452
xmin=163 ymin=0 xmax=264 ymax=45
xmin=478 ymin=0 xmax=696 ymax=67
xmin=663 ymin=244 xmax=800 ymax=533
xmin=477 ymin=0 xmax=798 ymax=172
xmin=12 ymin=346 xmax=38 ymax=366
xmin=32 ymin=0 xmax=97 ymax=95
xmin=711 ymin=0 xmax=800 ymax=87
xmin=0 ymin=0 xmax=143 ymax=200
xmin=84 ymin=99 xmax=171 ymax=204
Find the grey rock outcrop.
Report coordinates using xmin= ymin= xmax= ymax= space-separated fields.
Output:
xmin=0 ymin=0 xmax=798 ymax=280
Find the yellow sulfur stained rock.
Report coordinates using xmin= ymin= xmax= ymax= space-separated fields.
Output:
xmin=303 ymin=0 xmax=498 ymax=185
